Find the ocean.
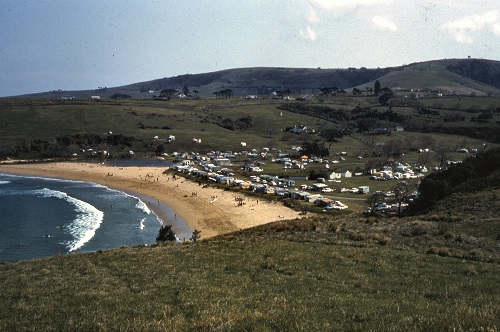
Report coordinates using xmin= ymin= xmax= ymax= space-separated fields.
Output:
xmin=0 ymin=172 xmax=192 ymax=262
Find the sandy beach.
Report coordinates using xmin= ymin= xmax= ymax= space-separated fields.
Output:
xmin=0 ymin=161 xmax=301 ymax=239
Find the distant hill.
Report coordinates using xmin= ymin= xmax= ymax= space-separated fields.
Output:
xmin=11 ymin=58 xmax=500 ymax=99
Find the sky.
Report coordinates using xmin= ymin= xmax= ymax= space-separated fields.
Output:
xmin=1 ymin=0 xmax=500 ymax=97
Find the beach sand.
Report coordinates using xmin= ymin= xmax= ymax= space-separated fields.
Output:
xmin=0 ymin=161 xmax=301 ymax=239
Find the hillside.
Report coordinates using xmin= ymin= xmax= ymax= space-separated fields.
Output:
xmin=1 ymin=190 xmax=498 ymax=331
xmin=368 ymin=58 xmax=500 ymax=96
xmin=12 ymin=58 xmax=500 ymax=99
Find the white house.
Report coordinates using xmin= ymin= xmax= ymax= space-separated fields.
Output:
xmin=326 ymin=171 xmax=342 ymax=180
xmin=339 ymin=170 xmax=352 ymax=178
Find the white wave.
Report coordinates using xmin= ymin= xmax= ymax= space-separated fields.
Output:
xmin=35 ymin=188 xmax=104 ymax=252
xmin=139 ymin=218 xmax=146 ymax=230
xmin=135 ymin=198 xmax=151 ymax=215
xmin=0 ymin=180 xmax=11 ymax=185
xmin=2 ymin=173 xmax=88 ymax=184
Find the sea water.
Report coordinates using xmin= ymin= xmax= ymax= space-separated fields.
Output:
xmin=0 ymin=173 xmax=192 ymax=262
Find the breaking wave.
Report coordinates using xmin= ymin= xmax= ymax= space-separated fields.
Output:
xmin=35 ymin=188 xmax=104 ymax=252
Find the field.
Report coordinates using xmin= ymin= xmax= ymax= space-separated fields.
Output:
xmin=1 ymin=227 xmax=499 ymax=331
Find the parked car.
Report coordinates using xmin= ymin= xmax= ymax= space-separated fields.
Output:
xmin=325 ymin=201 xmax=348 ymax=210
xmin=375 ymin=203 xmax=389 ymax=211
xmin=321 ymin=187 xmax=334 ymax=193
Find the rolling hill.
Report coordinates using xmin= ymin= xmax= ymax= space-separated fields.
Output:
xmin=13 ymin=58 xmax=500 ymax=99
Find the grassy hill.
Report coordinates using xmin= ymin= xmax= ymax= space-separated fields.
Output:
xmin=1 ymin=199 xmax=499 ymax=331
xmin=365 ymin=59 xmax=500 ymax=96
xmin=10 ymin=58 xmax=500 ymax=100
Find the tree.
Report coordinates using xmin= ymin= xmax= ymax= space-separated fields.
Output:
xmin=374 ymin=80 xmax=381 ymax=96
xmin=352 ymin=88 xmax=362 ymax=96
xmin=159 ymin=89 xmax=178 ymax=100
xmin=393 ymin=180 xmax=418 ymax=217
xmin=365 ymin=191 xmax=386 ymax=214
xmin=192 ymin=90 xmax=200 ymax=99
xmin=156 ymin=224 xmax=177 ymax=242
xmin=378 ymin=88 xmax=394 ymax=106
xmin=214 ymin=89 xmax=233 ymax=99
xmin=302 ymin=140 xmax=329 ymax=157
xmin=190 ymin=229 xmax=201 ymax=243
xmin=155 ymin=144 xmax=166 ymax=156
xmin=434 ymin=142 xmax=451 ymax=168
xmin=320 ymin=128 xmax=344 ymax=142
xmin=182 ymin=85 xmax=190 ymax=96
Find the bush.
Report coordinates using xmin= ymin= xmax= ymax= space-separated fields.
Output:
xmin=156 ymin=225 xmax=177 ymax=242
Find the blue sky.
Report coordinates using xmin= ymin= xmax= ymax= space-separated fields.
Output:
xmin=1 ymin=0 xmax=500 ymax=97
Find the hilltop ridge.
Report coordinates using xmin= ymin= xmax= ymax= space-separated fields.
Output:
xmin=12 ymin=58 xmax=500 ymax=99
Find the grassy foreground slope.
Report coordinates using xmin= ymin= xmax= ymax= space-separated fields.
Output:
xmin=1 ymin=231 xmax=498 ymax=331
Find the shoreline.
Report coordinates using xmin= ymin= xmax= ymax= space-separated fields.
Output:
xmin=0 ymin=161 xmax=301 ymax=239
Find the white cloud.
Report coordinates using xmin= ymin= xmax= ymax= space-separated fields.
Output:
xmin=300 ymin=25 xmax=317 ymax=41
xmin=309 ymin=0 xmax=390 ymax=11
xmin=307 ymin=7 xmax=321 ymax=23
xmin=372 ymin=16 xmax=397 ymax=32
xmin=493 ymin=22 xmax=500 ymax=35
xmin=441 ymin=10 xmax=500 ymax=44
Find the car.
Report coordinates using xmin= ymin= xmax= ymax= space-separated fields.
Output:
xmin=375 ymin=203 xmax=389 ymax=211
xmin=321 ymin=187 xmax=334 ymax=193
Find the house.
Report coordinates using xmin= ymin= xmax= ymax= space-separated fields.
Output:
xmin=90 ymin=96 xmax=101 ymax=100
xmin=339 ymin=170 xmax=352 ymax=178
xmin=326 ymin=171 xmax=342 ymax=180
xmin=395 ymin=126 xmax=404 ymax=132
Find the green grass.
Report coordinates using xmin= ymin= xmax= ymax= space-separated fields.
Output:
xmin=1 ymin=235 xmax=498 ymax=331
